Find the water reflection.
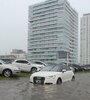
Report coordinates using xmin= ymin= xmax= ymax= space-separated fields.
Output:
xmin=0 ymin=74 xmax=90 ymax=100
xmin=29 ymin=83 xmax=74 ymax=100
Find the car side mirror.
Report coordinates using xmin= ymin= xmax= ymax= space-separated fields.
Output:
xmin=62 ymin=69 xmax=66 ymax=73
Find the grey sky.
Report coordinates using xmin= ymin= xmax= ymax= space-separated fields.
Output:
xmin=0 ymin=0 xmax=90 ymax=55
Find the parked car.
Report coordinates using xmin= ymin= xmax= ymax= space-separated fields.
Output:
xmin=12 ymin=59 xmax=45 ymax=73
xmin=86 ymin=65 xmax=90 ymax=71
xmin=80 ymin=65 xmax=90 ymax=71
xmin=0 ymin=60 xmax=20 ymax=77
xmin=33 ymin=61 xmax=47 ymax=67
xmin=30 ymin=64 xmax=75 ymax=84
xmin=69 ymin=64 xmax=81 ymax=72
xmin=70 ymin=67 xmax=75 ymax=72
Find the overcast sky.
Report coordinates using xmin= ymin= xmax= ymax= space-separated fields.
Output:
xmin=0 ymin=0 xmax=90 ymax=55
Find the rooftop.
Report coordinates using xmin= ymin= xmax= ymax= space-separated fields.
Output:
xmin=83 ymin=13 xmax=90 ymax=16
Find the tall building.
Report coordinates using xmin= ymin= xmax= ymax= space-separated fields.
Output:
xmin=28 ymin=0 xmax=78 ymax=64
xmin=80 ymin=14 xmax=90 ymax=65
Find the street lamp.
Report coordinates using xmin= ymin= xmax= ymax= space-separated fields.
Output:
xmin=67 ymin=52 xmax=69 ymax=66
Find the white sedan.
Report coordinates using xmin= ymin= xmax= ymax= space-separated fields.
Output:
xmin=12 ymin=59 xmax=45 ymax=73
xmin=0 ymin=60 xmax=20 ymax=77
xmin=30 ymin=64 xmax=75 ymax=84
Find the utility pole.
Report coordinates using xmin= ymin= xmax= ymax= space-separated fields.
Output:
xmin=67 ymin=52 xmax=69 ymax=66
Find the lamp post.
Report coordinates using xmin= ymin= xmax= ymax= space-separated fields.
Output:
xmin=67 ymin=52 xmax=69 ymax=66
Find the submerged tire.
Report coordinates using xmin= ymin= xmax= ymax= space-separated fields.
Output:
xmin=31 ymin=67 xmax=37 ymax=73
xmin=71 ymin=76 xmax=75 ymax=81
xmin=57 ymin=78 xmax=62 ymax=84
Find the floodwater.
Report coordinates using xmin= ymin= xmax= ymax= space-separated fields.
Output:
xmin=0 ymin=73 xmax=90 ymax=100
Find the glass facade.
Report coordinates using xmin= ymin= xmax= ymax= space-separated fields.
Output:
xmin=28 ymin=0 xmax=78 ymax=64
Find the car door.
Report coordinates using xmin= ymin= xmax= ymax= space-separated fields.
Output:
xmin=60 ymin=65 xmax=69 ymax=82
xmin=65 ymin=65 xmax=73 ymax=80
xmin=15 ymin=60 xmax=31 ymax=72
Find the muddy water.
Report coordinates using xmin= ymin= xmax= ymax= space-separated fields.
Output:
xmin=0 ymin=73 xmax=90 ymax=100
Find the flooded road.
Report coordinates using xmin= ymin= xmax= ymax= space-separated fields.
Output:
xmin=0 ymin=73 xmax=90 ymax=100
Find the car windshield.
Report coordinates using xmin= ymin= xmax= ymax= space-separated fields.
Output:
xmin=0 ymin=60 xmax=6 ymax=64
xmin=41 ymin=65 xmax=61 ymax=72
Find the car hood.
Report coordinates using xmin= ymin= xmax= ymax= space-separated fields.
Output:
xmin=31 ymin=71 xmax=60 ymax=77
xmin=3 ymin=64 xmax=19 ymax=70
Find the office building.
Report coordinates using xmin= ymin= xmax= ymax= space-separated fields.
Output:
xmin=80 ymin=14 xmax=90 ymax=65
xmin=28 ymin=0 xmax=78 ymax=64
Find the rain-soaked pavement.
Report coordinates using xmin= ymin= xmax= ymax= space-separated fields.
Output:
xmin=0 ymin=73 xmax=90 ymax=100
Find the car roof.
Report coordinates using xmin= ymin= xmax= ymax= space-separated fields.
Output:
xmin=14 ymin=59 xmax=28 ymax=61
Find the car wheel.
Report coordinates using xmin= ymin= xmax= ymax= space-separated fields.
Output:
xmin=57 ymin=78 xmax=62 ymax=84
xmin=3 ymin=69 xmax=12 ymax=77
xmin=31 ymin=67 xmax=37 ymax=73
xmin=71 ymin=76 xmax=75 ymax=81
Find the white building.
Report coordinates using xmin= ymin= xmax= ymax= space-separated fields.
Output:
xmin=80 ymin=13 xmax=90 ymax=65
xmin=10 ymin=49 xmax=27 ymax=59
xmin=28 ymin=0 xmax=78 ymax=64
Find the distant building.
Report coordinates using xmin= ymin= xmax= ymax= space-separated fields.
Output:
xmin=10 ymin=49 xmax=27 ymax=59
xmin=80 ymin=13 xmax=90 ymax=65
xmin=0 ymin=55 xmax=16 ymax=63
xmin=28 ymin=0 xmax=78 ymax=64
xmin=0 ymin=49 xmax=27 ymax=63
